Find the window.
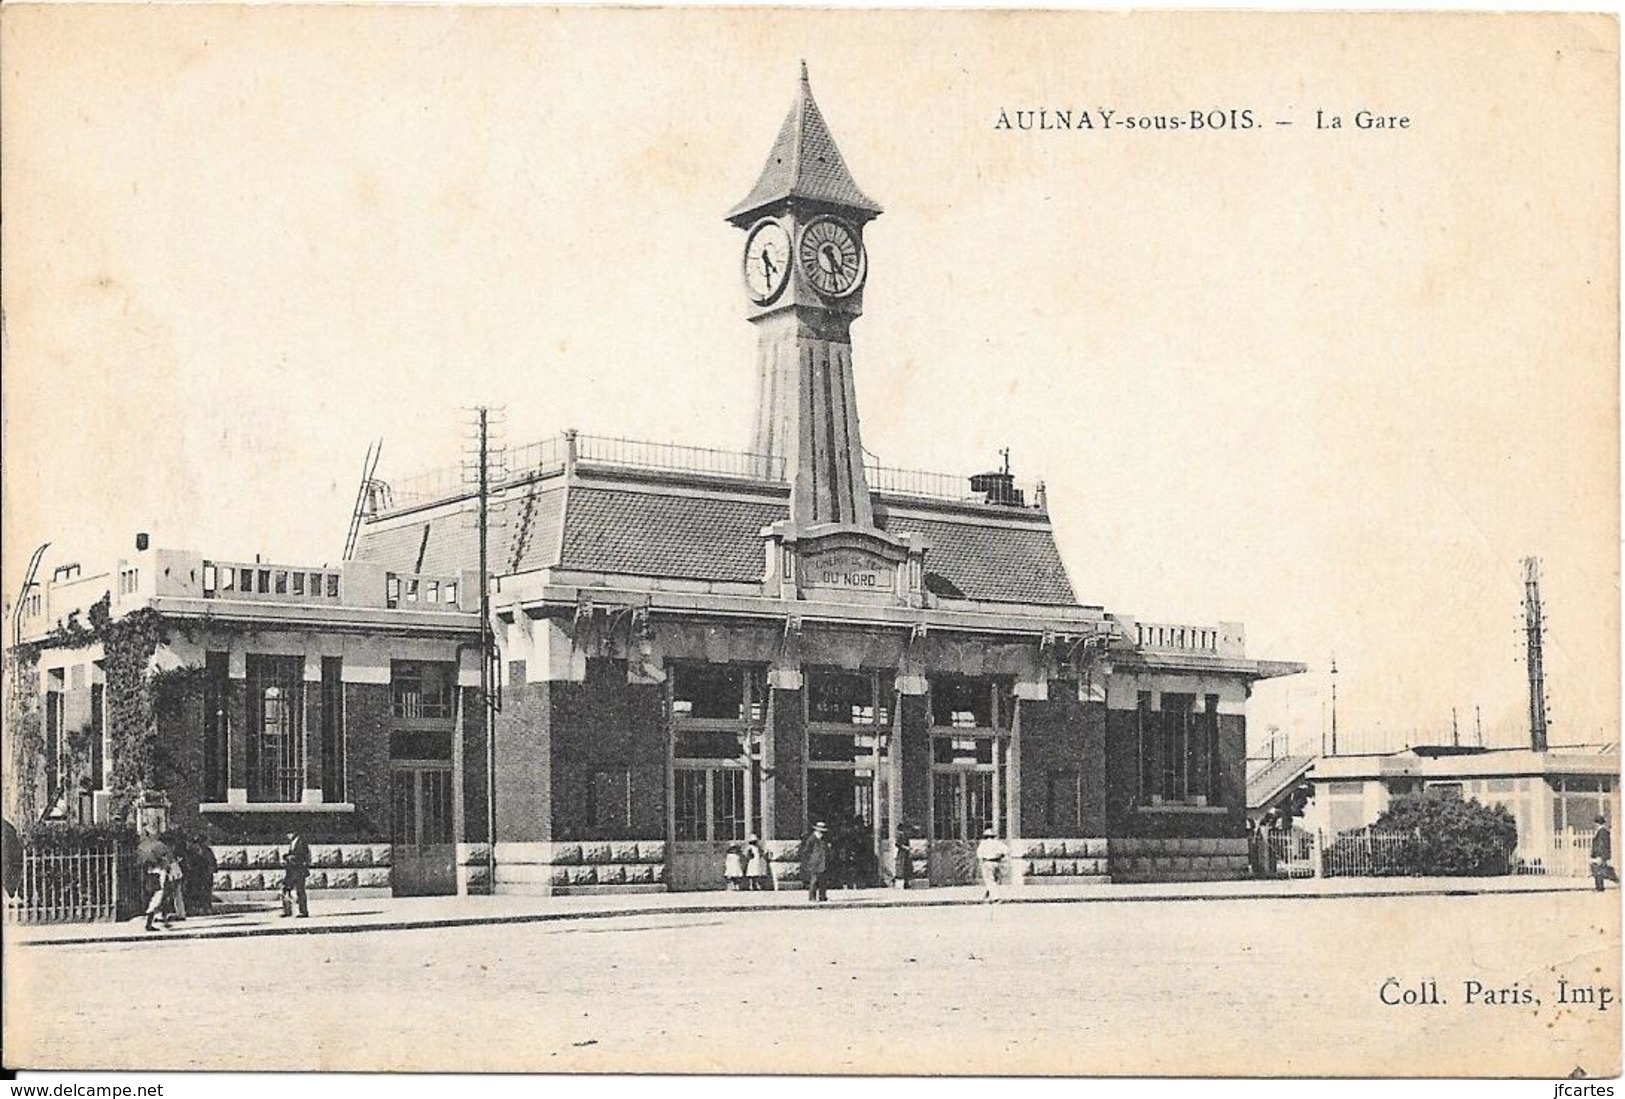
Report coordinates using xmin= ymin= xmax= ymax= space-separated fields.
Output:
xmin=1137 ymin=692 xmax=1219 ymax=805
xmin=928 ymin=675 xmax=1011 ymax=731
xmin=292 ymin=572 xmax=305 ymax=596
xmin=88 ymin=682 xmax=104 ymax=791
xmin=808 ymin=669 xmax=890 ymax=726
xmin=588 ymin=769 xmax=632 ymax=833
xmin=1552 ymin=776 xmax=1615 ymax=834
xmin=672 ymin=664 xmax=750 ymax=721
xmin=247 ymin=655 xmax=304 ymax=803
xmin=392 ymin=660 xmax=456 ymax=720
xmin=321 ymin=657 xmax=345 ymax=801
xmin=1326 ymin=781 xmax=1368 ymax=834
xmin=933 ymin=769 xmax=996 ymax=840
xmin=927 ymin=674 xmax=1008 ymax=839
xmin=673 ymin=768 xmax=745 ymax=842
xmin=44 ymin=669 xmax=64 ymax=801
xmin=202 ymin=651 xmax=230 ymax=802
xmin=325 ymin=574 xmax=340 ymax=598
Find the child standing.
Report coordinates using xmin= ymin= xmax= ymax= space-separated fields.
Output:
xmin=724 ymin=842 xmax=746 ymax=891
xmin=744 ymin=835 xmax=769 ymax=891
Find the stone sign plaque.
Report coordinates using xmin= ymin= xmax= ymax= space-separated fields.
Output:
xmin=801 ymin=548 xmax=895 ymax=593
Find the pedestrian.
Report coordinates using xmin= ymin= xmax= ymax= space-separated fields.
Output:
xmin=168 ymin=855 xmax=187 ymax=921
xmin=1591 ymin=816 xmax=1618 ymax=892
xmin=802 ymin=821 xmax=830 ymax=902
xmin=894 ymin=833 xmax=913 ymax=889
xmin=724 ymin=842 xmax=746 ymax=891
xmin=1254 ymin=812 xmax=1278 ymax=879
xmin=282 ymin=830 xmax=311 ymax=918
xmin=744 ymin=834 xmax=769 ymax=891
xmin=136 ymin=835 xmax=176 ymax=933
xmin=976 ymin=826 xmax=1008 ymax=903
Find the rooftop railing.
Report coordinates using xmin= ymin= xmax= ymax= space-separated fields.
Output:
xmin=575 ymin=434 xmax=785 ymax=481
xmin=371 ymin=431 xmax=1044 ymax=515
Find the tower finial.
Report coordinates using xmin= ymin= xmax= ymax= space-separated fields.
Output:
xmin=799 ymin=59 xmax=809 ymax=87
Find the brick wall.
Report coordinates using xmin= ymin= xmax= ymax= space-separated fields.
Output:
xmin=770 ymin=687 xmax=804 ymax=841
xmin=1017 ymin=686 xmax=1106 ymax=837
xmin=495 ymin=676 xmax=552 ymax=843
xmin=548 ymin=658 xmax=665 ymax=841
xmin=897 ymin=694 xmax=931 ymax=838
xmin=343 ymin=683 xmax=392 ymax=841
xmin=461 ymin=686 xmax=489 ymax=844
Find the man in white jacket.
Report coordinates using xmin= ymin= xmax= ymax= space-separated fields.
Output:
xmin=976 ymin=827 xmax=1008 ymax=903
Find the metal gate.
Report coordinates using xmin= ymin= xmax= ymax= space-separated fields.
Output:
xmin=391 ymin=762 xmax=455 ymax=896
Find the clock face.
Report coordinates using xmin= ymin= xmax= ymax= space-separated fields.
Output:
xmin=742 ymin=219 xmax=792 ymax=305
xmin=798 ymin=217 xmax=865 ymax=298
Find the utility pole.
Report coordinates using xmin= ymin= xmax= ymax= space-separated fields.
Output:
xmin=463 ymin=405 xmax=506 ymax=892
xmin=1523 ymin=556 xmax=1549 ymax=752
xmin=1451 ymin=707 xmax=1459 ymax=748
xmin=1329 ymin=654 xmax=1339 ymax=756
xmin=479 ymin=407 xmax=494 ymax=890
xmin=1475 ymin=704 xmax=1483 ymax=747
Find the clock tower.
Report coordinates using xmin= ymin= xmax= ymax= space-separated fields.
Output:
xmin=728 ymin=62 xmax=884 ymax=530
xmin=730 ymin=63 xmax=928 ymax=608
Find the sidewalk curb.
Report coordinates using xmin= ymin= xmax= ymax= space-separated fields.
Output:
xmin=14 ymin=881 xmax=1595 ymax=948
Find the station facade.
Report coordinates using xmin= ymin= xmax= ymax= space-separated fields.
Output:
xmin=9 ymin=67 xmax=1302 ymax=899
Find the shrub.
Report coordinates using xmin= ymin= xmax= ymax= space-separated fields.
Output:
xmin=1374 ymin=793 xmax=1518 ymax=876
xmin=21 ymin=820 xmax=137 ymax=851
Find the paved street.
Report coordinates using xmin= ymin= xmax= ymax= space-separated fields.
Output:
xmin=6 ymin=890 xmax=1619 ymax=1076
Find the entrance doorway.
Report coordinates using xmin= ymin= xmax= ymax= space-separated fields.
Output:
xmin=391 ymin=763 xmax=455 ymax=896
xmin=805 ymin=669 xmax=894 ymax=888
xmin=926 ymin=676 xmax=1012 ymax=885
xmin=666 ymin=664 xmax=765 ymax=891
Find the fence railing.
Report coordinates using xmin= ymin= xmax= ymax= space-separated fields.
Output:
xmin=1255 ymin=826 xmax=1605 ymax=879
xmin=575 ymin=435 xmax=785 ymax=481
xmin=864 ymin=463 xmax=1042 ymax=508
xmin=1514 ymin=828 xmax=1602 ymax=878
xmin=4 ymin=842 xmax=141 ymax=924
xmin=373 ymin=432 xmax=1053 ymax=516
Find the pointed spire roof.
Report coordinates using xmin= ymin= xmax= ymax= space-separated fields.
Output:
xmin=727 ymin=62 xmax=882 ymax=225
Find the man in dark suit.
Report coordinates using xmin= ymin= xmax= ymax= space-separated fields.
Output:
xmin=282 ymin=831 xmax=311 ymax=917
xmin=802 ymin=821 xmax=830 ymax=902
xmin=1591 ymin=816 xmax=1618 ymax=892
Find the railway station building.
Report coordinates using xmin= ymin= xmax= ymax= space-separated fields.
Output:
xmin=8 ymin=67 xmax=1303 ymax=900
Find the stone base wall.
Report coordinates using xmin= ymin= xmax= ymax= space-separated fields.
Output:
xmin=211 ymin=843 xmax=393 ymax=895
xmin=1108 ymin=837 xmax=1250 ymax=882
xmin=494 ymin=840 xmax=668 ymax=895
xmin=457 ymin=843 xmax=492 ymax=896
xmin=1013 ymin=838 xmax=1110 ymax=884
xmin=902 ymin=839 xmax=930 ymax=885
xmin=764 ymin=839 xmax=803 ymax=886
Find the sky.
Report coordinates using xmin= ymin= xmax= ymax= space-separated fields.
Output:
xmin=2 ymin=8 xmax=1617 ymax=754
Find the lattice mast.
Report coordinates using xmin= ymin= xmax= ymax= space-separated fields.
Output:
xmin=1522 ymin=556 xmax=1549 ymax=752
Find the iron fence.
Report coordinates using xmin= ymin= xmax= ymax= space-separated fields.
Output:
xmin=575 ymin=434 xmax=785 ymax=481
xmin=4 ymin=841 xmax=142 ymax=924
xmin=1514 ymin=828 xmax=1602 ymax=878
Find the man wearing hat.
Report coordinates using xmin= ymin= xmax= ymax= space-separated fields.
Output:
xmin=802 ymin=821 xmax=831 ymax=902
xmin=976 ymin=826 xmax=1009 ymax=903
xmin=1591 ymin=815 xmax=1618 ymax=892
